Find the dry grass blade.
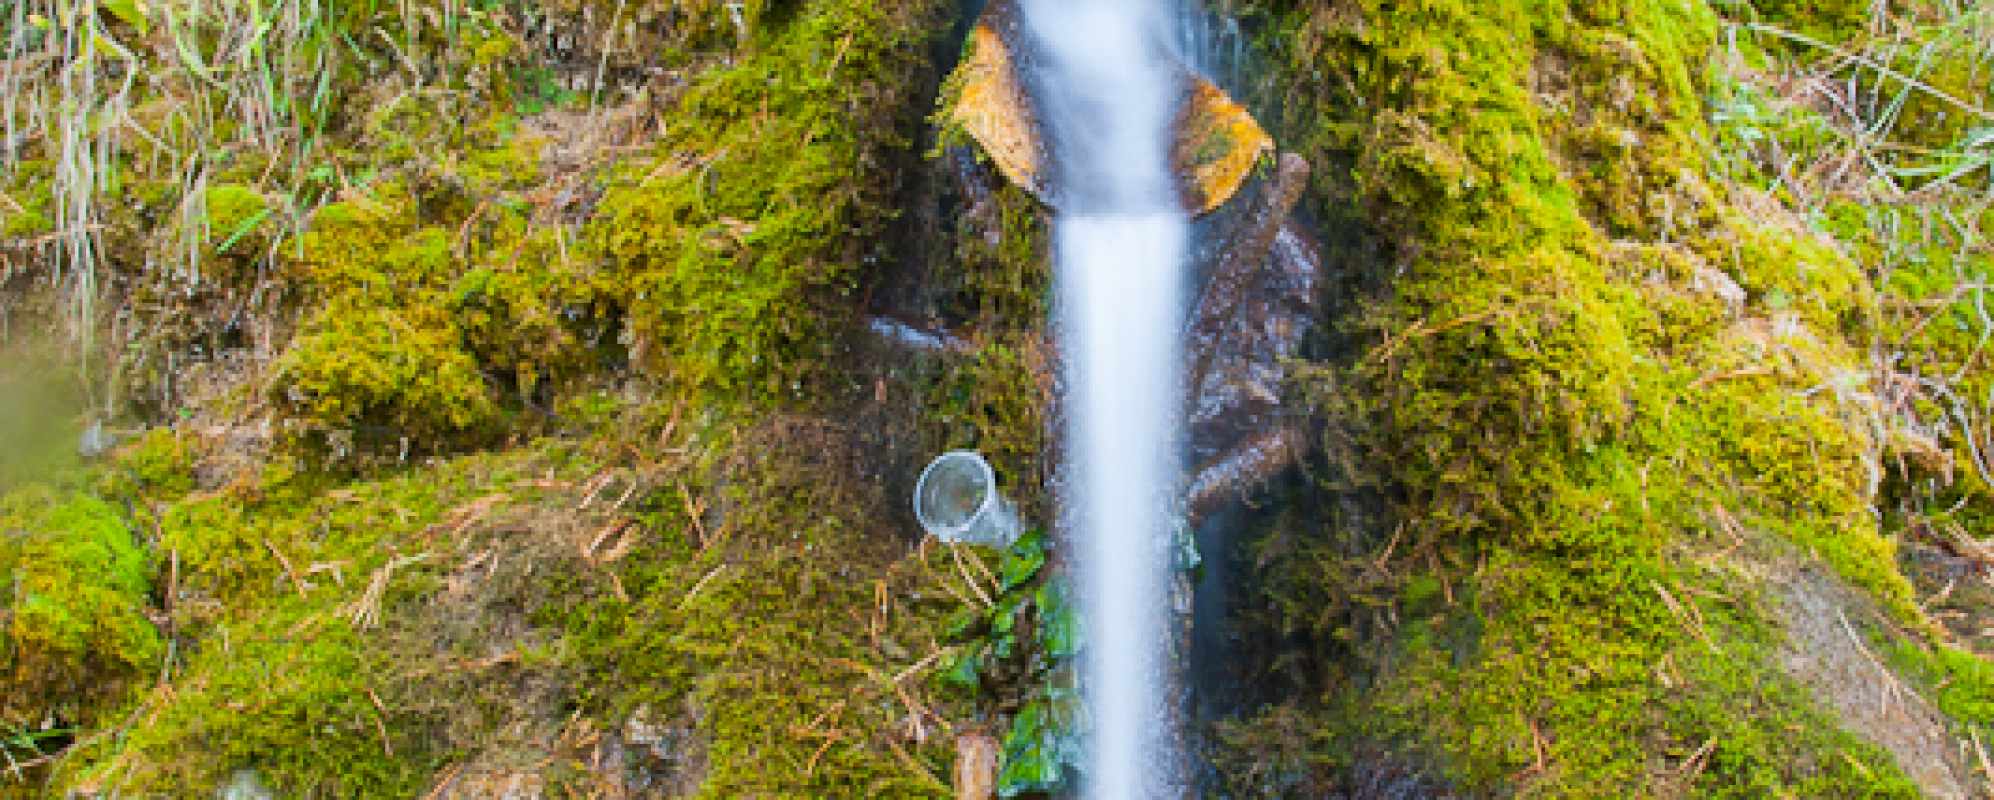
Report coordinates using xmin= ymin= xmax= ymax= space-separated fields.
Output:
xmin=1739 ymin=22 xmax=1994 ymax=126
xmin=345 ymin=553 xmax=431 ymax=629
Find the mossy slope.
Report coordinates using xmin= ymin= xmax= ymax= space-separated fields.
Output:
xmin=1210 ymin=0 xmax=1991 ymax=795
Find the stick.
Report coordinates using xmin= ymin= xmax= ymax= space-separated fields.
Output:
xmin=265 ymin=539 xmax=308 ymax=598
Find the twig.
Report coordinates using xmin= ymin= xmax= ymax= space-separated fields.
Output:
xmin=608 ymin=478 xmax=640 ymax=513
xmin=1653 ymin=580 xmax=1717 ymax=652
xmin=679 ymin=482 xmax=710 ymax=549
xmin=950 ymin=545 xmax=994 ymax=609
xmin=421 ymin=763 xmax=464 ymax=800
xmin=265 ymin=539 xmax=309 ymax=598
xmin=1677 ymin=736 xmax=1718 ymax=784
xmin=1970 ymin=726 xmax=1994 ymax=790
xmin=345 ymin=554 xmax=430 ymax=629
xmin=365 ymin=688 xmax=393 ymax=757
xmin=575 ymin=471 xmax=615 ymax=510
xmin=679 ymin=564 xmax=730 ymax=609
xmin=1836 ymin=608 xmax=1906 ymax=716
xmin=1689 ymin=366 xmax=1773 ymax=390
xmin=916 ymin=538 xmax=979 ymax=611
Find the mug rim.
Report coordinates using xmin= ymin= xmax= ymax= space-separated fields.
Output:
xmin=914 ymin=450 xmax=998 ymax=536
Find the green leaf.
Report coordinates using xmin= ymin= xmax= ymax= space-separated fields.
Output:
xmin=102 ymin=0 xmax=148 ymax=33
xmin=214 ymin=208 xmax=273 ymax=254
xmin=997 ymin=690 xmax=1084 ymax=797
xmin=1035 ymin=580 xmax=1082 ymax=659
xmin=999 ymin=529 xmax=1046 ymax=591
xmin=997 ymin=700 xmax=1061 ymax=797
xmin=990 ymin=593 xmax=1027 ymax=659
xmin=942 ymin=606 xmax=983 ymax=641
xmin=939 ymin=643 xmax=983 ymax=690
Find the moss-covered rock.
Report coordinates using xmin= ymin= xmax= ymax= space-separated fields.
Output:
xmin=0 ymin=486 xmax=160 ymax=729
xmin=270 ymin=296 xmax=501 ymax=453
xmin=589 ymin=0 xmax=950 ymax=403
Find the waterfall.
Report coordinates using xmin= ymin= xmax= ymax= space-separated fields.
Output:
xmin=1017 ymin=0 xmax=1188 ymax=796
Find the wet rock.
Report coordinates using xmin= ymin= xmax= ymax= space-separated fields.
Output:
xmin=948 ymin=8 xmax=1051 ymax=201
xmin=1172 ymin=80 xmax=1275 ymax=215
xmin=866 ymin=316 xmax=975 ymax=355
xmin=1186 ymin=427 xmax=1307 ymax=522
xmin=1184 ymin=155 xmax=1321 ymax=522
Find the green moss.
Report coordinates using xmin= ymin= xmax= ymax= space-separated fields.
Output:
xmin=8 ymin=1 xmax=977 ymax=792
xmin=588 ymin=0 xmax=949 ymax=404
xmin=1 ymin=209 xmax=51 ymax=239
xmin=925 ymin=337 xmax=1051 ymax=520
xmin=1747 ymin=0 xmax=1871 ymax=42
xmin=202 ymin=183 xmax=272 ymax=262
xmin=158 ymin=492 xmax=280 ymax=607
xmin=1212 ymin=0 xmax=1938 ymax=792
xmin=94 ymin=604 xmax=434 ymax=796
xmin=1709 ymin=218 xmax=1867 ymax=330
xmin=106 ymin=428 xmax=197 ymax=500
xmin=556 ymin=420 xmax=970 ymax=797
xmin=63 ymin=447 xmax=576 ymax=796
xmin=269 ymin=296 xmax=499 ymax=453
xmin=0 ymin=485 xmax=160 ymax=728
xmin=60 ymin=409 xmax=973 ymax=797
xmin=447 ymin=224 xmax=609 ymax=402
xmin=459 ymin=128 xmax=545 ymax=193
xmin=273 ymin=175 xmax=620 ymax=454
xmin=1891 ymin=641 xmax=1994 ymax=726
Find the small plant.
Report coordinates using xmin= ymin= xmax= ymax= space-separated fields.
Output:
xmin=935 ymin=529 xmax=1087 ymax=796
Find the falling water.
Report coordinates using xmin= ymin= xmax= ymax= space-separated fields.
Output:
xmin=1018 ymin=0 xmax=1188 ymax=796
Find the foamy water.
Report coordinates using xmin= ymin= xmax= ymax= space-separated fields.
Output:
xmin=1018 ymin=0 xmax=1188 ymax=796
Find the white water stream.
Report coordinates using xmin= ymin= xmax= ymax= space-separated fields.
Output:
xmin=1018 ymin=1 xmax=1188 ymax=796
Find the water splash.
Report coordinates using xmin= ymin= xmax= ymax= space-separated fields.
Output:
xmin=1017 ymin=0 xmax=1188 ymax=796
xmin=1060 ymin=215 xmax=1185 ymax=798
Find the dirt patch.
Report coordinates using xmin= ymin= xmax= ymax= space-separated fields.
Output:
xmin=1772 ymin=562 xmax=1973 ymax=799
